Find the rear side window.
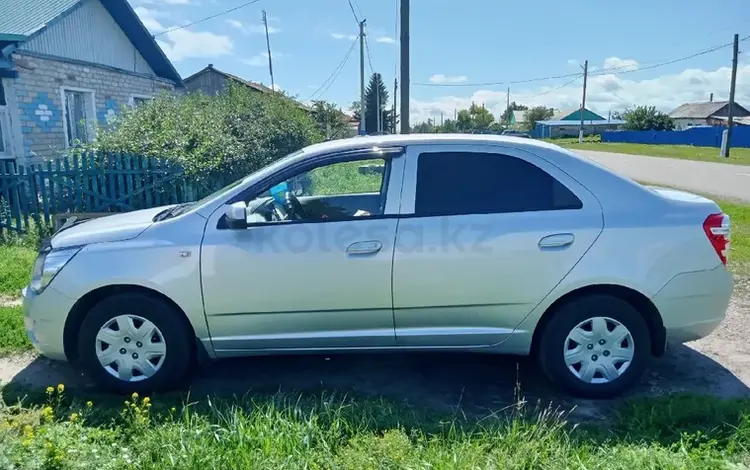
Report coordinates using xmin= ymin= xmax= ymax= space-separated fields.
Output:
xmin=415 ymin=152 xmax=582 ymax=216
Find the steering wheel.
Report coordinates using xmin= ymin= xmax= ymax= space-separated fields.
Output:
xmin=284 ymin=192 xmax=308 ymax=220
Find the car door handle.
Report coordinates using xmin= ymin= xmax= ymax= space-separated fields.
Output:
xmin=346 ymin=240 xmax=383 ymax=255
xmin=538 ymin=233 xmax=575 ymax=249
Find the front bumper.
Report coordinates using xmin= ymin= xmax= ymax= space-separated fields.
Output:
xmin=22 ymin=286 xmax=76 ymax=362
xmin=653 ymin=265 xmax=734 ymax=345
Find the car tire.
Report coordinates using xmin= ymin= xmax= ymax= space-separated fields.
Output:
xmin=77 ymin=293 xmax=193 ymax=394
xmin=537 ymin=295 xmax=651 ymax=399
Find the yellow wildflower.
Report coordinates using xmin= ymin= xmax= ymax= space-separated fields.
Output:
xmin=86 ymin=401 xmax=93 ymax=408
xmin=170 ymin=407 xmax=176 ymax=413
xmin=131 ymin=392 xmax=138 ymax=400
xmin=69 ymin=413 xmax=79 ymax=423
xmin=142 ymin=397 xmax=150 ymax=405
xmin=46 ymin=386 xmax=54 ymax=395
xmin=57 ymin=384 xmax=65 ymax=393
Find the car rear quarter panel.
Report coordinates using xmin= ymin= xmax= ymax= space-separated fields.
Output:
xmin=49 ymin=213 xmax=212 ymax=353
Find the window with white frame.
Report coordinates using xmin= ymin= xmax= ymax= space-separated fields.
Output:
xmin=129 ymin=94 xmax=152 ymax=108
xmin=0 ymin=80 xmax=10 ymax=159
xmin=62 ymin=88 xmax=95 ymax=147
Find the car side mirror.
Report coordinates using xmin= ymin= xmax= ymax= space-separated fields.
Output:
xmin=225 ymin=201 xmax=249 ymax=229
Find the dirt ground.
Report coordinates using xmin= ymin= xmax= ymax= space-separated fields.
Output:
xmin=2 ymin=278 xmax=749 ymax=419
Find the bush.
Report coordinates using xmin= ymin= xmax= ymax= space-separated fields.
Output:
xmin=83 ymin=84 xmax=323 ymax=183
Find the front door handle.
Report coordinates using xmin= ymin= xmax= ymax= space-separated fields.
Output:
xmin=346 ymin=240 xmax=383 ymax=255
xmin=539 ymin=233 xmax=575 ymax=249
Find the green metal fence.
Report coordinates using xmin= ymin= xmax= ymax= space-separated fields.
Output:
xmin=0 ymin=153 xmax=224 ymax=235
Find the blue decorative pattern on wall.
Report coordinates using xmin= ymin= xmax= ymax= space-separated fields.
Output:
xmin=98 ymin=98 xmax=119 ymax=126
xmin=19 ymin=92 xmax=62 ymax=132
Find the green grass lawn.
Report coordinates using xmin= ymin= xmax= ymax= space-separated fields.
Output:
xmin=721 ymin=199 xmax=750 ymax=273
xmin=1 ymin=389 xmax=750 ymax=469
xmin=555 ymin=140 xmax=750 ymax=166
xmin=0 ymin=306 xmax=30 ymax=356
xmin=0 ymin=245 xmax=36 ymax=298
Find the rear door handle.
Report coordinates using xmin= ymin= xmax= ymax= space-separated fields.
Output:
xmin=346 ymin=240 xmax=383 ymax=255
xmin=538 ymin=233 xmax=575 ymax=249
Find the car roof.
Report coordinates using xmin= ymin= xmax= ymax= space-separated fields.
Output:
xmin=301 ymin=133 xmax=563 ymax=157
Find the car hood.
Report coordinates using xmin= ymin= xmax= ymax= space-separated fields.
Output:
xmin=51 ymin=206 xmax=175 ymax=249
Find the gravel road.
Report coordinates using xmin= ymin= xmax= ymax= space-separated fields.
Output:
xmin=576 ymin=150 xmax=750 ymax=202
xmin=2 ymin=278 xmax=748 ymax=418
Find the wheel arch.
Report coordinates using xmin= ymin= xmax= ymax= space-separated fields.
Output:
xmin=63 ymin=284 xmax=203 ymax=363
xmin=530 ymin=284 xmax=666 ymax=357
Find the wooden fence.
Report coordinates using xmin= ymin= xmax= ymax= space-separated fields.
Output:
xmin=0 ymin=153 xmax=228 ymax=235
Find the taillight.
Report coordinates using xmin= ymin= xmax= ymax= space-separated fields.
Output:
xmin=703 ymin=213 xmax=730 ymax=265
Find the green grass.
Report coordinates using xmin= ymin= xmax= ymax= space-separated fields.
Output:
xmin=1 ymin=390 xmax=750 ymax=469
xmin=554 ymin=140 xmax=750 ymax=166
xmin=308 ymin=159 xmax=384 ymax=195
xmin=720 ymin=199 xmax=750 ymax=272
xmin=0 ymin=245 xmax=35 ymax=298
xmin=0 ymin=306 xmax=30 ymax=356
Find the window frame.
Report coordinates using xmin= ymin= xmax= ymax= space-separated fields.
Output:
xmin=0 ymin=106 xmax=11 ymax=159
xmin=129 ymin=94 xmax=153 ymax=108
xmin=398 ymin=143 xmax=587 ymax=217
xmin=60 ymin=86 xmax=96 ymax=148
xmin=217 ymin=147 xmax=405 ymax=229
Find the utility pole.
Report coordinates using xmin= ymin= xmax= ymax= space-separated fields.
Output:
xmin=392 ymin=77 xmax=398 ymax=133
xmin=359 ymin=20 xmax=366 ymax=135
xmin=722 ymin=33 xmax=739 ymax=158
xmin=506 ymin=87 xmax=510 ymax=126
xmin=399 ymin=0 xmax=409 ymax=133
xmin=262 ymin=10 xmax=275 ymax=91
xmin=578 ymin=59 xmax=588 ymax=143
xmin=376 ymin=80 xmax=381 ymax=134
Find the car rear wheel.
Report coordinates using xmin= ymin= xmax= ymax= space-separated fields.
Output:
xmin=77 ymin=293 xmax=193 ymax=393
xmin=537 ymin=295 xmax=651 ymax=398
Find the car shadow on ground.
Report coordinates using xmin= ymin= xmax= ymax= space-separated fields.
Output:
xmin=3 ymin=344 xmax=748 ymax=420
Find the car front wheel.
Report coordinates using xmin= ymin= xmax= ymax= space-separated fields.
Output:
xmin=77 ymin=293 xmax=193 ymax=393
xmin=538 ymin=295 xmax=651 ymax=398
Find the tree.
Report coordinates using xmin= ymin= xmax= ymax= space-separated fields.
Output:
xmin=86 ymin=83 xmax=321 ymax=183
xmin=622 ymin=106 xmax=674 ymax=131
xmin=351 ymin=73 xmax=393 ymax=135
xmin=524 ymin=106 xmax=554 ymax=131
xmin=310 ymin=100 xmax=350 ymax=140
xmin=500 ymin=102 xmax=528 ymax=125
xmin=455 ymin=103 xmax=495 ymax=133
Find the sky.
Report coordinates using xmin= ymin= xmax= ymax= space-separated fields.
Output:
xmin=131 ymin=0 xmax=750 ymax=124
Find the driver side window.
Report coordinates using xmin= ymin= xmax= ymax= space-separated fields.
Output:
xmin=248 ymin=158 xmax=389 ymax=223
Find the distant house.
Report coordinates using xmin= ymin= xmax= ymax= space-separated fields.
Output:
xmin=508 ymin=110 xmax=527 ymax=128
xmin=533 ymin=107 xmax=624 ymax=138
xmin=668 ymin=101 xmax=750 ymax=129
xmin=183 ymin=64 xmax=310 ymax=111
xmin=0 ymin=0 xmax=183 ymax=164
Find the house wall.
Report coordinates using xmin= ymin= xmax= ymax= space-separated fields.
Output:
xmin=9 ymin=53 xmax=174 ymax=163
xmin=184 ymin=70 xmax=230 ymax=96
xmin=19 ymin=0 xmax=154 ymax=76
xmin=673 ymin=118 xmax=709 ymax=129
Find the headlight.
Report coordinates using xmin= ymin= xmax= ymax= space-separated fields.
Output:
xmin=30 ymin=247 xmax=82 ymax=294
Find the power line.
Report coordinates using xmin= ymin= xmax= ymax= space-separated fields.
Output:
xmin=365 ymin=35 xmax=375 ymax=72
xmin=347 ymin=0 xmax=360 ymax=23
xmin=351 ymin=0 xmax=364 ymax=21
xmin=153 ymin=0 xmax=263 ymax=37
xmin=309 ymin=37 xmax=358 ymax=100
xmin=413 ymin=35 xmax=750 ymax=88
xmin=510 ymin=75 xmax=583 ymax=99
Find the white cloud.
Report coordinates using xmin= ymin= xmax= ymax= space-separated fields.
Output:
xmin=135 ymin=6 xmax=233 ymax=61
xmin=226 ymin=19 xmax=281 ymax=35
xmin=567 ymin=59 xmax=579 ymax=66
xmin=428 ymin=74 xmax=469 ymax=84
xmin=242 ymin=51 xmax=285 ymax=67
xmin=409 ymin=63 xmax=750 ymax=125
xmin=375 ymin=36 xmax=396 ymax=44
xmin=603 ymin=57 xmax=639 ymax=72
xmin=331 ymin=32 xmax=357 ymax=40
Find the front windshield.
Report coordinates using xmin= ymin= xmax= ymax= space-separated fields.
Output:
xmin=190 ymin=149 xmax=306 ymax=209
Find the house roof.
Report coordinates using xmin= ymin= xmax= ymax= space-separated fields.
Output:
xmin=537 ymin=119 xmax=625 ymax=126
xmin=668 ymin=101 xmax=729 ymax=119
xmin=0 ymin=0 xmax=183 ymax=85
xmin=184 ymin=64 xmax=311 ymax=111
xmin=551 ymin=109 xmax=577 ymax=121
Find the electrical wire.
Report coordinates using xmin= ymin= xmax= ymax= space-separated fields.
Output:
xmin=308 ymin=37 xmax=358 ymax=100
xmin=365 ymin=34 xmax=375 ymax=72
xmin=347 ymin=0 xmax=360 ymax=24
xmin=153 ymin=0 xmax=263 ymax=37
xmin=510 ymin=75 xmax=582 ymax=99
xmin=414 ymin=35 xmax=750 ymax=87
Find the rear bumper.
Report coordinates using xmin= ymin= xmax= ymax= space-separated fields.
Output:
xmin=652 ymin=265 xmax=733 ymax=344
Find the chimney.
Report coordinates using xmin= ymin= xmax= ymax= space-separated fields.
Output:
xmin=710 ymin=92 xmax=713 ymax=102
xmin=208 ymin=63 xmax=214 ymax=69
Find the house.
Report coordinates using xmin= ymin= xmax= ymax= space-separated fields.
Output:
xmin=183 ymin=64 xmax=310 ymax=111
xmin=668 ymin=101 xmax=750 ymax=129
xmin=0 ymin=0 xmax=183 ymax=164
xmin=508 ymin=110 xmax=527 ymax=128
xmin=532 ymin=107 xmax=624 ymax=138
